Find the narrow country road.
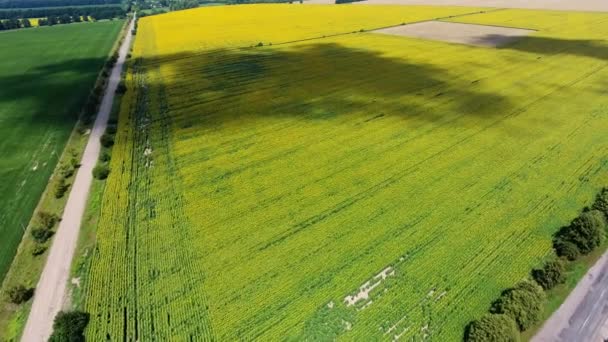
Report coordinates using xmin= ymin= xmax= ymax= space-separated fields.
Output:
xmin=21 ymin=16 xmax=135 ymax=342
xmin=533 ymin=251 xmax=608 ymax=342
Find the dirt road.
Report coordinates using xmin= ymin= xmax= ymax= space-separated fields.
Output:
xmin=20 ymin=16 xmax=135 ymax=342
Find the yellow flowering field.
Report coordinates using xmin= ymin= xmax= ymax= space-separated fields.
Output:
xmin=83 ymin=5 xmax=608 ymax=341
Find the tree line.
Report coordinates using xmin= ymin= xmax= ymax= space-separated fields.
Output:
xmin=0 ymin=9 xmax=123 ymax=31
xmin=0 ymin=0 xmax=120 ymax=9
xmin=0 ymin=5 xmax=124 ymax=20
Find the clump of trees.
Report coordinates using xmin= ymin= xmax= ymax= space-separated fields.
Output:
xmin=49 ymin=311 xmax=90 ymax=342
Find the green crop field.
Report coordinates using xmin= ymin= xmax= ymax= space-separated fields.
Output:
xmin=0 ymin=21 xmax=122 ymax=283
xmin=82 ymin=5 xmax=608 ymax=341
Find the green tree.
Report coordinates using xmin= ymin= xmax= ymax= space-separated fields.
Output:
xmin=49 ymin=311 xmax=90 ymax=342
xmin=466 ymin=314 xmax=520 ymax=342
xmin=491 ymin=281 xmax=545 ymax=331
xmin=532 ymin=258 xmax=566 ymax=290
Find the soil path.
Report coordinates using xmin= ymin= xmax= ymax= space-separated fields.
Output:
xmin=20 ymin=16 xmax=135 ymax=342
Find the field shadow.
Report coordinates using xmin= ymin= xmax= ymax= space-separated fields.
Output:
xmin=474 ymin=34 xmax=608 ymax=61
xmin=137 ymin=42 xmax=512 ymax=130
xmin=0 ymin=56 xmax=107 ymax=127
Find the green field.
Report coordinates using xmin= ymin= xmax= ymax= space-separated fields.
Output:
xmin=82 ymin=5 xmax=608 ymax=341
xmin=0 ymin=21 xmax=122 ymax=283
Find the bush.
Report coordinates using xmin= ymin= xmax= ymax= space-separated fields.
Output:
xmin=465 ymin=314 xmax=519 ymax=342
xmin=93 ymin=164 xmax=110 ymax=180
xmin=31 ymin=228 xmax=54 ymax=243
xmin=7 ymin=285 xmax=34 ymax=304
xmin=59 ymin=164 xmax=74 ymax=178
xmin=49 ymin=311 xmax=90 ymax=342
xmin=99 ymin=151 xmax=111 ymax=162
xmin=116 ymin=81 xmax=127 ymax=94
xmin=553 ymin=210 xmax=606 ymax=258
xmin=100 ymin=133 xmax=115 ymax=148
xmin=32 ymin=244 xmax=47 ymax=256
xmin=491 ymin=281 xmax=545 ymax=331
xmin=532 ymin=258 xmax=566 ymax=290
xmin=37 ymin=211 xmax=58 ymax=230
xmin=54 ymin=178 xmax=69 ymax=199
xmin=106 ymin=125 xmax=117 ymax=135
xmin=70 ymin=157 xmax=81 ymax=169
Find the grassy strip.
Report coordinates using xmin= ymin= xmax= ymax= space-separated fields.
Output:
xmin=0 ymin=18 xmax=129 ymax=341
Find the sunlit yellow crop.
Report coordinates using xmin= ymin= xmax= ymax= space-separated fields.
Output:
xmin=84 ymin=5 xmax=608 ymax=341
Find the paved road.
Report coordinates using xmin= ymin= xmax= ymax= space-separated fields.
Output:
xmin=533 ymin=252 xmax=608 ymax=342
xmin=20 ymin=17 xmax=135 ymax=342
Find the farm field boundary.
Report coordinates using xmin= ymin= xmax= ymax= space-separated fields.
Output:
xmin=83 ymin=5 xmax=608 ymax=341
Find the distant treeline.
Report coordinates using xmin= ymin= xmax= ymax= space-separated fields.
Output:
xmin=0 ymin=5 xmax=124 ymax=19
xmin=335 ymin=0 xmax=365 ymax=3
xmin=0 ymin=18 xmax=32 ymax=29
xmin=0 ymin=0 xmax=120 ymax=9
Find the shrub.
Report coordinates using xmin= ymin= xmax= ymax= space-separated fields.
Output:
xmin=49 ymin=311 xmax=90 ymax=342
xmin=59 ymin=164 xmax=74 ymax=178
xmin=106 ymin=125 xmax=117 ymax=135
xmin=465 ymin=314 xmax=519 ymax=342
xmin=100 ymin=133 xmax=115 ymax=148
xmin=37 ymin=211 xmax=58 ymax=230
xmin=532 ymin=258 xmax=566 ymax=290
xmin=554 ymin=210 xmax=606 ymax=258
xmin=70 ymin=157 xmax=81 ymax=169
xmin=99 ymin=151 xmax=111 ymax=162
xmin=116 ymin=81 xmax=127 ymax=94
xmin=491 ymin=281 xmax=545 ymax=331
xmin=93 ymin=164 xmax=110 ymax=180
xmin=32 ymin=244 xmax=47 ymax=256
xmin=7 ymin=285 xmax=34 ymax=304
xmin=54 ymin=178 xmax=69 ymax=199
xmin=31 ymin=228 xmax=54 ymax=243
